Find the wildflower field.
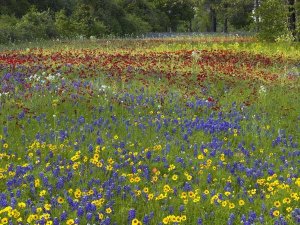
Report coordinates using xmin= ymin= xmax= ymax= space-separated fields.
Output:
xmin=0 ymin=36 xmax=299 ymax=225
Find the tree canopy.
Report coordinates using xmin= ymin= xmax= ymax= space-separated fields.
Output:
xmin=0 ymin=0 xmax=299 ymax=42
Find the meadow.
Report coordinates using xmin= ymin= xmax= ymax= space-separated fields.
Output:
xmin=0 ymin=36 xmax=299 ymax=225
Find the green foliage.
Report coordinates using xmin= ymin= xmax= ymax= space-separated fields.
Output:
xmin=155 ymin=0 xmax=195 ymax=31
xmin=55 ymin=10 xmax=73 ymax=37
xmin=71 ymin=4 xmax=94 ymax=37
xmin=61 ymin=4 xmax=107 ymax=38
xmin=0 ymin=0 xmax=299 ymax=43
xmin=296 ymin=1 xmax=300 ymax=41
xmin=93 ymin=0 xmax=125 ymax=35
xmin=0 ymin=0 xmax=31 ymax=18
xmin=228 ymin=0 xmax=254 ymax=30
xmin=122 ymin=14 xmax=152 ymax=34
xmin=0 ymin=15 xmax=19 ymax=43
xmin=16 ymin=7 xmax=56 ymax=40
xmin=192 ymin=6 xmax=211 ymax=32
xmin=122 ymin=0 xmax=169 ymax=32
xmin=91 ymin=21 xmax=107 ymax=37
xmin=257 ymin=0 xmax=290 ymax=42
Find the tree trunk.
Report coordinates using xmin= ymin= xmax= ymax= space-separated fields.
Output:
xmin=255 ymin=0 xmax=260 ymax=31
xmin=210 ymin=7 xmax=217 ymax=32
xmin=223 ymin=3 xmax=228 ymax=33
xmin=287 ymin=0 xmax=296 ymax=38
xmin=224 ymin=18 xmax=228 ymax=33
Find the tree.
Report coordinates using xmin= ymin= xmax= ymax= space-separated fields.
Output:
xmin=16 ymin=7 xmax=56 ymax=40
xmin=121 ymin=0 xmax=169 ymax=32
xmin=151 ymin=0 xmax=195 ymax=32
xmin=257 ymin=0 xmax=290 ymax=41
xmin=0 ymin=0 xmax=31 ymax=18
xmin=55 ymin=9 xmax=73 ymax=37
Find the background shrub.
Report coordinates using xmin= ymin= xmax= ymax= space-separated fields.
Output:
xmin=16 ymin=7 xmax=56 ymax=41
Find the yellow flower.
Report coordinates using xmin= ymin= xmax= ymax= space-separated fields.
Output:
xmin=204 ymin=190 xmax=209 ymax=195
xmin=172 ymin=175 xmax=178 ymax=181
xmin=131 ymin=218 xmax=142 ymax=225
xmin=175 ymin=216 xmax=181 ymax=222
xmin=18 ymin=202 xmax=26 ymax=208
xmin=162 ymin=217 xmax=169 ymax=224
xmin=222 ymin=201 xmax=227 ymax=207
xmin=197 ymin=154 xmax=204 ymax=160
xmin=66 ymin=219 xmax=74 ymax=225
xmin=283 ymin=198 xmax=291 ymax=204
xmin=186 ymin=175 xmax=192 ymax=181
xmin=114 ymin=135 xmax=119 ymax=140
xmin=3 ymin=143 xmax=8 ymax=148
xmin=37 ymin=207 xmax=43 ymax=213
xmin=1 ymin=217 xmax=8 ymax=224
xmin=98 ymin=213 xmax=104 ymax=220
xmin=273 ymin=210 xmax=280 ymax=217
xmin=44 ymin=204 xmax=51 ymax=211
xmin=34 ymin=179 xmax=40 ymax=188
xmin=188 ymin=191 xmax=195 ymax=198
xmin=152 ymin=176 xmax=158 ymax=182
xmin=274 ymin=201 xmax=281 ymax=208
xmin=57 ymin=197 xmax=64 ymax=204
xmin=33 ymin=214 xmax=38 ymax=220
xmin=239 ymin=200 xmax=245 ymax=206
xmin=163 ymin=185 xmax=171 ymax=193
xmin=39 ymin=190 xmax=46 ymax=197
xmin=229 ymin=203 xmax=235 ymax=209
xmin=106 ymin=207 xmax=112 ymax=214
xmin=12 ymin=209 xmax=20 ymax=218
xmin=74 ymin=189 xmax=82 ymax=198
xmin=181 ymin=192 xmax=187 ymax=199
xmin=148 ymin=193 xmax=154 ymax=200
xmin=286 ymin=207 xmax=292 ymax=213
xmin=181 ymin=215 xmax=187 ymax=221
xmin=224 ymin=191 xmax=231 ymax=196
xmin=43 ymin=213 xmax=50 ymax=220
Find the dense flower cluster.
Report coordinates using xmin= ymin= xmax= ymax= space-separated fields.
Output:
xmin=0 ymin=38 xmax=299 ymax=224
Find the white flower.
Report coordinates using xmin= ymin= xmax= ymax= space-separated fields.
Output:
xmin=259 ymin=85 xmax=266 ymax=94
xmin=191 ymin=50 xmax=201 ymax=60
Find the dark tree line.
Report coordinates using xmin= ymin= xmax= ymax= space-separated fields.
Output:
xmin=0 ymin=0 xmax=299 ymax=42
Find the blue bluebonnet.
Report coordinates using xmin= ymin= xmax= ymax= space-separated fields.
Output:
xmin=128 ymin=209 xmax=136 ymax=222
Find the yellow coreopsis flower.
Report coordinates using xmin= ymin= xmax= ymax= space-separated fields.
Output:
xmin=66 ymin=219 xmax=74 ymax=225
